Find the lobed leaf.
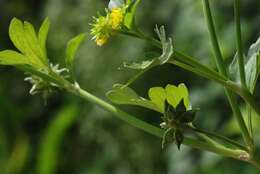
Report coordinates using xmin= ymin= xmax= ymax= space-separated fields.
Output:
xmin=165 ymin=84 xmax=190 ymax=109
xmin=9 ymin=18 xmax=46 ymax=68
xmin=148 ymin=87 xmax=166 ymax=113
xmin=106 ymin=84 xmax=160 ymax=112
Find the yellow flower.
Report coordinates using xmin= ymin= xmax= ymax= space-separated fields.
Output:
xmin=90 ymin=16 xmax=111 ymax=46
xmin=90 ymin=6 xmax=125 ymax=46
xmin=95 ymin=35 xmax=109 ymax=46
xmin=109 ymin=8 xmax=124 ymax=30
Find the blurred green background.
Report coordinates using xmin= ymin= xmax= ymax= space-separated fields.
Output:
xmin=0 ymin=0 xmax=260 ymax=173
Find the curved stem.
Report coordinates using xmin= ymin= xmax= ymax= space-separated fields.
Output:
xmin=234 ymin=0 xmax=246 ymax=88
xmin=202 ymin=0 xmax=253 ymax=148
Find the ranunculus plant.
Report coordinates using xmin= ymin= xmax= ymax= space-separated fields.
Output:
xmin=0 ymin=0 xmax=260 ymax=170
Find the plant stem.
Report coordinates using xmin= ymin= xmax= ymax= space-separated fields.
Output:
xmin=71 ymin=85 xmax=163 ymax=137
xmin=169 ymin=59 xmax=227 ymax=85
xmin=202 ymin=0 xmax=227 ymax=76
xmin=190 ymin=126 xmax=247 ymax=151
xmin=183 ymin=138 xmax=247 ymax=160
xmin=67 ymin=84 xmax=248 ymax=160
xmin=174 ymin=51 xmax=227 ymax=80
xmin=234 ymin=0 xmax=246 ymax=88
xmin=202 ymin=0 xmax=253 ymax=147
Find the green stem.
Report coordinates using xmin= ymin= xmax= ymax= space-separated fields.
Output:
xmin=169 ymin=59 xmax=227 ymax=85
xmin=202 ymin=0 xmax=252 ymax=147
xmin=183 ymin=138 xmax=247 ymax=160
xmin=202 ymin=0 xmax=227 ymax=76
xmin=196 ymin=133 xmax=221 ymax=146
xmin=66 ymin=84 xmax=248 ymax=160
xmin=234 ymin=0 xmax=246 ymax=88
xmin=190 ymin=126 xmax=248 ymax=151
xmin=70 ymin=85 xmax=163 ymax=137
xmin=173 ymin=51 xmax=228 ymax=81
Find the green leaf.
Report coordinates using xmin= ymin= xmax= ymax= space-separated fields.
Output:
xmin=165 ymin=84 xmax=190 ymax=109
xmin=148 ymin=87 xmax=166 ymax=113
xmin=106 ymin=84 xmax=160 ymax=112
xmin=65 ymin=33 xmax=86 ymax=76
xmin=245 ymin=37 xmax=260 ymax=93
xmin=23 ymin=21 xmax=46 ymax=63
xmin=178 ymin=84 xmax=190 ymax=107
xmin=9 ymin=18 xmax=28 ymax=55
xmin=38 ymin=17 xmax=50 ymax=60
xmin=230 ymin=37 xmax=260 ymax=93
xmin=245 ymin=54 xmax=259 ymax=93
xmin=124 ymin=0 xmax=141 ymax=29
xmin=9 ymin=18 xmax=46 ymax=68
xmin=0 ymin=50 xmax=28 ymax=65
